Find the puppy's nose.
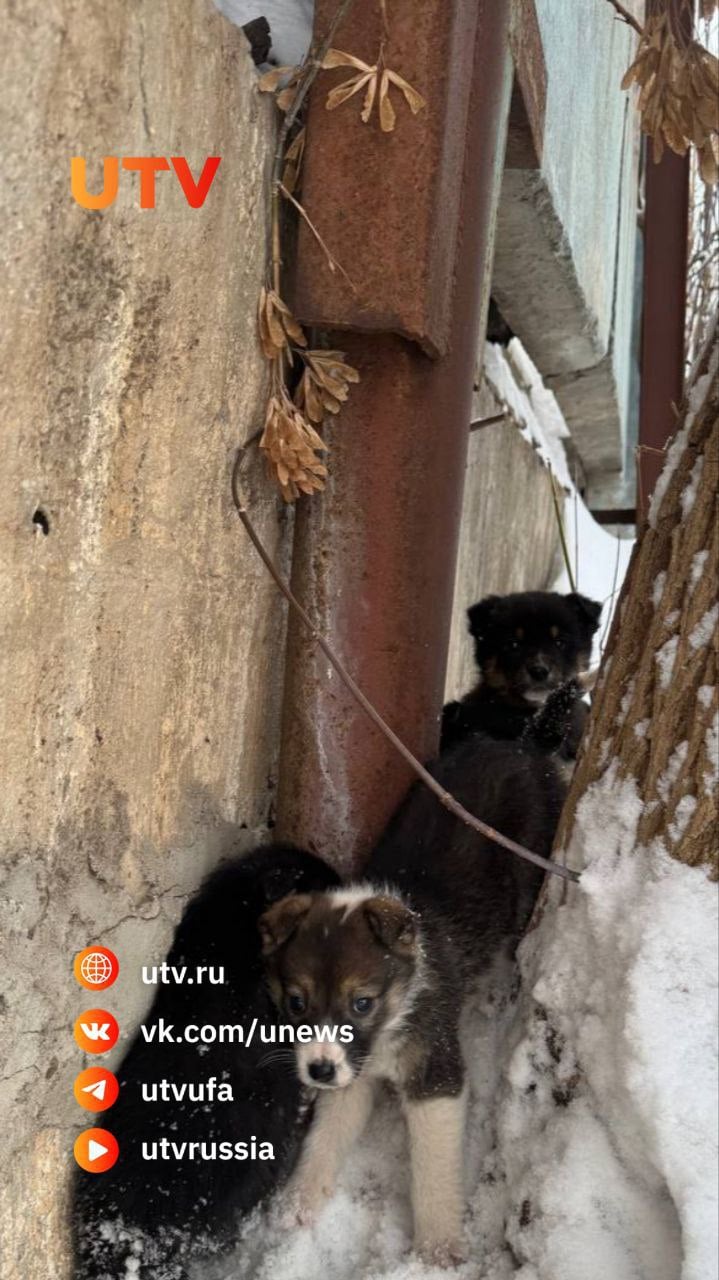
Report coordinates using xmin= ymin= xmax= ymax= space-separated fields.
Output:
xmin=308 ymin=1060 xmax=336 ymax=1084
xmin=528 ymin=662 xmax=549 ymax=682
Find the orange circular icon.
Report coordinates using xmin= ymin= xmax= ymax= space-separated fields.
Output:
xmin=74 ymin=946 xmax=119 ymax=991
xmin=73 ymin=1127 xmax=119 ymax=1173
xmin=73 ymin=1009 xmax=119 ymax=1055
xmin=74 ymin=1067 xmax=119 ymax=1112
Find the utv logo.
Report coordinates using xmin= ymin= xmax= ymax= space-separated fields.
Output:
xmin=70 ymin=156 xmax=221 ymax=210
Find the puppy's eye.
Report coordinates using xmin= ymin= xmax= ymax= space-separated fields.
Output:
xmin=287 ymin=993 xmax=306 ymax=1015
xmin=352 ymin=996 xmax=374 ymax=1016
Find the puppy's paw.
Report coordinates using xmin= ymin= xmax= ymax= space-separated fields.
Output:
xmin=279 ymin=1176 xmax=331 ymax=1229
xmin=416 ymin=1237 xmax=467 ymax=1269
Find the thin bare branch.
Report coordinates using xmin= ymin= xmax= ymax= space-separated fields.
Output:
xmin=279 ymin=183 xmax=357 ymax=293
xmin=550 ymin=471 xmax=577 ymax=593
xmin=603 ymin=0 xmax=644 ymax=36
xmin=231 ymin=448 xmax=580 ymax=885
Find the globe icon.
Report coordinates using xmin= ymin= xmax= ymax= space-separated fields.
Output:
xmin=80 ymin=951 xmax=114 ymax=986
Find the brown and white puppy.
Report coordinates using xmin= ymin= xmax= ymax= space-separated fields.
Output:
xmin=260 ymin=732 xmax=566 ymax=1265
xmin=260 ymin=884 xmax=464 ymax=1265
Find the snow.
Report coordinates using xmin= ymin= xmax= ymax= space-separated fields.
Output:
xmin=689 ymin=605 xmax=718 ymax=652
xmin=656 ymin=635 xmax=679 ymax=690
xmin=653 ymin=571 xmax=668 ymax=608
xmin=648 ymin=346 xmax=718 ymax=530
xmin=691 ymin=551 xmax=709 ymax=591
xmin=681 ymin=457 xmax=705 ymax=520
xmin=483 ymin=342 xmax=573 ymax=491
xmin=496 ymin=770 xmax=718 ymax=1280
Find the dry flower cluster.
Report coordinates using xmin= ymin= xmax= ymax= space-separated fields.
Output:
xmin=620 ymin=6 xmax=719 ymax=184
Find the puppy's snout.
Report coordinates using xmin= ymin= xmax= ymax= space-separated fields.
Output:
xmin=308 ymin=1059 xmax=336 ymax=1084
xmin=527 ymin=661 xmax=549 ymax=682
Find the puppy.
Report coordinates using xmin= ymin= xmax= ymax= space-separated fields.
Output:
xmin=72 ymin=843 xmax=339 ymax=1280
xmin=441 ymin=590 xmax=602 ymax=757
xmin=261 ymin=735 xmax=565 ymax=1264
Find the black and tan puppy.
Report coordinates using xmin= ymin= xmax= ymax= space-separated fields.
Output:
xmin=260 ymin=735 xmax=565 ymax=1265
xmin=72 ymin=843 xmax=339 ymax=1280
xmin=441 ymin=589 xmax=602 ymax=756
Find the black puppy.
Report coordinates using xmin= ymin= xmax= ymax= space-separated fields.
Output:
xmin=442 ymin=590 xmax=601 ymax=757
xmin=72 ymin=843 xmax=340 ymax=1280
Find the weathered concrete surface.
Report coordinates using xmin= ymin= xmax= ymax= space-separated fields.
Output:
xmin=493 ymin=0 xmax=641 ymax=503
xmin=0 ymin=2 xmax=279 ymax=1274
xmin=445 ymin=384 xmax=559 ymax=703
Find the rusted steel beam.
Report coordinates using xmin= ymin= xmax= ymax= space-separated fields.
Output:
xmin=293 ymin=0 xmax=486 ymax=357
xmin=276 ymin=1 xmax=513 ymax=873
xmin=637 ymin=0 xmax=690 ymax=519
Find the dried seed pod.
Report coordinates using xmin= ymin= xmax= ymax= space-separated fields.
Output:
xmin=621 ymin=14 xmax=718 ymax=185
xmin=294 ymin=349 xmax=361 ymax=423
xmin=322 ymin=47 xmax=425 ymax=131
xmin=258 ymin=288 xmax=307 ymax=360
xmin=260 ymin=393 xmax=329 ymax=502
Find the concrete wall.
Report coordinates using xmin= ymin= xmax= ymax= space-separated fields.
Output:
xmin=492 ymin=0 xmax=641 ymax=503
xmin=445 ymin=382 xmax=559 ymax=703
xmin=0 ymin=2 xmax=281 ymax=1274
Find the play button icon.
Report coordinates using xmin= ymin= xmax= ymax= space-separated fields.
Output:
xmin=73 ymin=1127 xmax=119 ymax=1173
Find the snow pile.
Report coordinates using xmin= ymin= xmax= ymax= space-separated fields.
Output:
xmin=483 ymin=341 xmax=573 ymax=491
xmin=196 ymin=793 xmax=717 ymax=1280
xmin=194 ymin=958 xmax=523 ymax=1280
xmin=496 ymin=769 xmax=718 ymax=1280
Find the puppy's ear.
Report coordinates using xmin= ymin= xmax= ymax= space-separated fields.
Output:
xmin=467 ymin=595 xmax=500 ymax=640
xmin=258 ymin=893 xmax=313 ymax=955
xmin=566 ymin=592 xmax=602 ymax=637
xmin=363 ymin=896 xmax=417 ymax=956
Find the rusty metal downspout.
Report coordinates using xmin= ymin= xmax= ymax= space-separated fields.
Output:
xmin=637 ymin=0 xmax=690 ymax=519
xmin=275 ymin=1 xmax=514 ymax=874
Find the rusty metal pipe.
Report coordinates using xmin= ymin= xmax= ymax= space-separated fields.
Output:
xmin=637 ymin=0 xmax=690 ymax=519
xmin=276 ymin=1 xmax=513 ymax=872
